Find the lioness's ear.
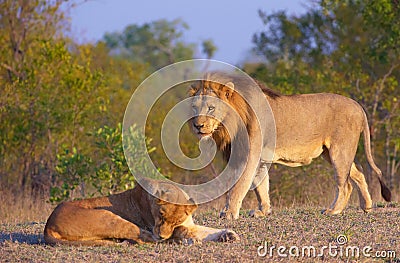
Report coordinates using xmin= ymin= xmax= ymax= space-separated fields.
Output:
xmin=186 ymin=204 xmax=198 ymax=214
xmin=156 ymin=189 xmax=168 ymax=205
xmin=187 ymin=198 xmax=198 ymax=212
xmin=224 ymin=82 xmax=235 ymax=98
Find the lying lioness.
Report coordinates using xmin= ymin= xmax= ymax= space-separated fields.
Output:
xmin=44 ymin=179 xmax=239 ymax=245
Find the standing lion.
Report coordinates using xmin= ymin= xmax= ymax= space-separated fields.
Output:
xmin=189 ymin=71 xmax=391 ymax=219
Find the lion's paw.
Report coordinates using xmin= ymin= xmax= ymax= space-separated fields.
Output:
xmin=249 ymin=209 xmax=271 ymax=218
xmin=218 ymin=229 xmax=240 ymax=242
xmin=321 ymin=208 xmax=329 ymax=215
xmin=321 ymin=208 xmax=342 ymax=215
xmin=362 ymin=207 xmax=372 ymax=213
xmin=219 ymin=210 xmax=238 ymax=220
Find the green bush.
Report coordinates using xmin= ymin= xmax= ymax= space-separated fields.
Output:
xmin=49 ymin=123 xmax=157 ymax=203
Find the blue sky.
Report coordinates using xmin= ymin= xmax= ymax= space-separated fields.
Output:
xmin=70 ymin=0 xmax=308 ymax=65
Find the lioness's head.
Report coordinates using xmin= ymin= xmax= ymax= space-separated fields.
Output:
xmin=151 ymin=190 xmax=198 ymax=240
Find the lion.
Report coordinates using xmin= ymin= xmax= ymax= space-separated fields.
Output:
xmin=189 ymin=71 xmax=391 ymax=219
xmin=44 ymin=178 xmax=239 ymax=245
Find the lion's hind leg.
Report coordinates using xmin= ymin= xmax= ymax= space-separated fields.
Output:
xmin=323 ymin=144 xmax=356 ymax=215
xmin=44 ymin=203 xmax=155 ymax=245
xmin=249 ymin=162 xmax=272 ymax=218
xmin=349 ymin=163 xmax=373 ymax=212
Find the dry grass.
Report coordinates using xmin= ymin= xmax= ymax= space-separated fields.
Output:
xmin=0 ymin=188 xmax=53 ymax=224
xmin=1 ymin=184 xmax=399 ymax=262
xmin=1 ymin=203 xmax=399 ymax=262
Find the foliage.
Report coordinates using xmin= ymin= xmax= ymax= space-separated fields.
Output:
xmin=93 ymin=123 xmax=156 ymax=195
xmin=202 ymin=39 xmax=217 ymax=59
xmin=49 ymin=123 xmax=157 ymax=203
xmin=1 ymin=0 xmax=398 ymax=207
xmin=50 ymin=147 xmax=92 ymax=203
xmin=103 ymin=18 xmax=217 ymax=70
xmin=0 ymin=0 xmax=109 ymax=192
xmin=0 ymin=0 xmax=149 ymax=196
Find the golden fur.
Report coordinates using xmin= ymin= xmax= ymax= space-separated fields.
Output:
xmin=189 ymin=72 xmax=391 ymax=219
xmin=44 ymin=179 xmax=239 ymax=245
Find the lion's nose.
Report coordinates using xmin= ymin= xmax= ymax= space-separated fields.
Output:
xmin=194 ymin=123 xmax=204 ymax=130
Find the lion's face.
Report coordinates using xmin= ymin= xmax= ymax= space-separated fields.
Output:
xmin=152 ymin=200 xmax=197 ymax=240
xmin=190 ymin=80 xmax=235 ymax=139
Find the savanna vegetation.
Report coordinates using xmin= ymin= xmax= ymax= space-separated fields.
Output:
xmin=0 ymin=0 xmax=215 ymax=207
xmin=0 ymin=0 xmax=398 ymax=225
xmin=1 ymin=0 xmax=399 ymax=262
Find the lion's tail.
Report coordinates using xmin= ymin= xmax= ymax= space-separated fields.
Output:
xmin=361 ymin=109 xmax=392 ymax=202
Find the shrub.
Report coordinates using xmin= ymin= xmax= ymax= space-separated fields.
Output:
xmin=49 ymin=123 xmax=156 ymax=203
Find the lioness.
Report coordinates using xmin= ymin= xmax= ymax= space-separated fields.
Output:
xmin=44 ymin=179 xmax=239 ymax=245
xmin=189 ymin=71 xmax=391 ymax=219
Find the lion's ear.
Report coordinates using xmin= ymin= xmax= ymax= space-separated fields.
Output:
xmin=224 ymin=82 xmax=235 ymax=98
xmin=225 ymin=82 xmax=234 ymax=90
xmin=188 ymin=83 xmax=198 ymax=96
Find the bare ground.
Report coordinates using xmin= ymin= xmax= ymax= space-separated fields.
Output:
xmin=1 ymin=205 xmax=399 ymax=262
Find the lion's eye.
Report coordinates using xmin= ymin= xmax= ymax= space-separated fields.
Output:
xmin=208 ymin=106 xmax=215 ymax=112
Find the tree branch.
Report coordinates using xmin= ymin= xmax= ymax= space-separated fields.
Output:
xmin=1 ymin=62 xmax=21 ymax=78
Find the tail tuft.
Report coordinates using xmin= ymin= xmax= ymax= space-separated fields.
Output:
xmin=379 ymin=180 xmax=392 ymax=202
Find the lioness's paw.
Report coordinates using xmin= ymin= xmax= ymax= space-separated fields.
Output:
xmin=218 ymin=230 xmax=240 ymax=242
xmin=172 ymin=238 xmax=201 ymax=245
xmin=139 ymin=229 xmax=158 ymax=243
xmin=249 ymin=209 xmax=271 ymax=218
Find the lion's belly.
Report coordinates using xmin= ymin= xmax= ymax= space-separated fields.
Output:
xmin=265 ymin=94 xmax=336 ymax=167
xmin=267 ymin=143 xmax=324 ymax=167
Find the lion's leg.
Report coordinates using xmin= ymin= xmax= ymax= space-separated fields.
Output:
xmin=249 ymin=162 xmax=271 ymax=218
xmin=220 ymin=155 xmax=260 ymax=219
xmin=349 ymin=163 xmax=373 ymax=212
xmin=219 ymin=123 xmax=265 ymax=220
xmin=325 ymin=175 xmax=353 ymax=215
xmin=171 ymin=225 xmax=239 ymax=243
xmin=323 ymin=145 xmax=355 ymax=215
xmin=45 ymin=204 xmax=155 ymax=245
